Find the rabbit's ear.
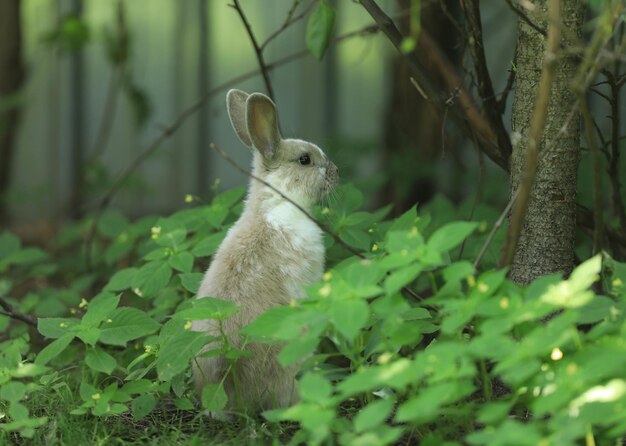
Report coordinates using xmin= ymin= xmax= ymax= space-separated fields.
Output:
xmin=227 ymin=89 xmax=253 ymax=148
xmin=246 ymin=93 xmax=282 ymax=160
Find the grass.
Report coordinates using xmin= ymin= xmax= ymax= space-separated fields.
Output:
xmin=2 ymin=388 xmax=298 ymax=446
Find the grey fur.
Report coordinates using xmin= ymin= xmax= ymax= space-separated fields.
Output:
xmin=192 ymin=90 xmax=339 ymax=417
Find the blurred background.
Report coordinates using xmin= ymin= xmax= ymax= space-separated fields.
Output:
xmin=4 ymin=0 xmax=606 ymax=236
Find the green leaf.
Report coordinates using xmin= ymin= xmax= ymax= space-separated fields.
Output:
xmin=85 ymin=349 xmax=117 ymax=374
xmin=329 ymin=299 xmax=370 ymax=341
xmin=179 ymin=272 xmax=203 ymax=293
xmin=5 ymin=248 xmax=48 ymax=266
xmin=37 ymin=317 xmax=80 ymax=339
xmin=76 ymin=327 xmax=101 ymax=347
xmin=279 ymin=335 xmax=319 ymax=366
xmin=131 ymin=394 xmax=156 ymax=420
xmin=105 ymin=267 xmax=138 ymax=291
xmin=0 ymin=232 xmax=21 ymax=260
xmin=192 ymin=231 xmax=227 ymax=257
xmin=306 ymin=1 xmax=336 ymax=60
xmin=426 ymin=221 xmax=478 ymax=253
xmin=79 ymin=382 xmax=99 ymax=402
xmin=384 ymin=264 xmax=423 ymax=295
xmin=1 ymin=382 xmax=26 ymax=403
xmin=172 ymin=298 xmax=238 ymax=321
xmin=154 ymin=228 xmax=187 ymax=249
xmin=99 ymin=308 xmax=161 ymax=346
xmin=82 ymin=292 xmax=120 ymax=327
xmin=132 ymin=260 xmax=172 ymax=298
xmin=168 ymin=251 xmax=194 ymax=273
xmin=97 ymin=210 xmax=129 ymax=238
xmin=201 ymin=383 xmax=227 ymax=412
xmin=156 ymin=331 xmax=207 ymax=381
xmin=354 ymin=398 xmax=394 ymax=433
xmin=339 ymin=228 xmax=371 ymax=251
xmin=35 ymin=333 xmax=74 ymax=365
xmin=241 ymin=306 xmax=298 ymax=341
xmin=299 ymin=373 xmax=332 ymax=404
xmin=396 ymin=381 xmax=474 ymax=423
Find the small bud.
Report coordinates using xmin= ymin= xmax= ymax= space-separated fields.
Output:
xmin=550 ymin=347 xmax=563 ymax=361
xmin=184 ymin=321 xmax=192 ymax=330
xmin=184 ymin=194 xmax=194 ymax=203
xmin=79 ymin=298 xmax=88 ymax=309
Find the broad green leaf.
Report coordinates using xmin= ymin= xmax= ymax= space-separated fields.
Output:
xmin=201 ymin=383 xmax=227 ymax=412
xmin=426 ymin=221 xmax=478 ymax=253
xmin=132 ymin=260 xmax=172 ymax=298
xmin=154 ymin=227 xmax=187 ymax=249
xmin=104 ymin=267 xmax=138 ymax=291
xmin=37 ymin=317 xmax=80 ymax=339
xmin=85 ymin=349 xmax=117 ymax=374
xmin=168 ymin=251 xmax=194 ymax=273
xmin=179 ymin=272 xmax=203 ymax=293
xmin=99 ymin=308 xmax=161 ymax=346
xmin=76 ymin=326 xmax=101 ymax=346
xmin=131 ymin=393 xmax=156 ymax=420
xmin=82 ymin=292 xmax=120 ymax=327
xmin=329 ymin=299 xmax=370 ymax=341
xmin=1 ymin=382 xmax=26 ymax=402
xmin=97 ymin=210 xmax=128 ymax=238
xmin=299 ymin=373 xmax=331 ymax=404
xmin=5 ymin=248 xmax=48 ymax=266
xmin=241 ymin=306 xmax=298 ymax=341
xmin=172 ymin=297 xmax=238 ymax=321
xmin=279 ymin=336 xmax=319 ymax=366
xmin=339 ymin=228 xmax=370 ymax=251
xmin=384 ymin=264 xmax=423 ymax=295
xmin=0 ymin=232 xmax=21 ymax=260
xmin=395 ymin=381 xmax=474 ymax=423
xmin=354 ymin=398 xmax=394 ymax=433
xmin=79 ymin=382 xmax=99 ymax=402
xmin=156 ymin=331 xmax=207 ymax=381
xmin=306 ymin=1 xmax=336 ymax=60
xmin=35 ymin=333 xmax=74 ymax=365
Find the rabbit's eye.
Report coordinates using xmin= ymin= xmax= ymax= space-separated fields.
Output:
xmin=298 ymin=154 xmax=311 ymax=166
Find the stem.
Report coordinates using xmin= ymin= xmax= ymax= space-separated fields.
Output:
xmin=231 ymin=0 xmax=275 ymax=100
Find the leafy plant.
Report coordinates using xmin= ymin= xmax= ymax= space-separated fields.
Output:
xmin=1 ymin=183 xmax=625 ymax=445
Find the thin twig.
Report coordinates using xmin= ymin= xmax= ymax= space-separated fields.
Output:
xmin=0 ymin=297 xmax=37 ymax=327
xmin=260 ymin=0 xmax=317 ymax=51
xmin=505 ymin=0 xmax=547 ymax=37
xmin=497 ymin=45 xmax=518 ymax=114
xmin=500 ymin=0 xmax=561 ymax=267
xmin=461 ymin=0 xmax=512 ymax=157
xmin=231 ymin=0 xmax=275 ymax=100
xmin=474 ymin=189 xmax=519 ymax=269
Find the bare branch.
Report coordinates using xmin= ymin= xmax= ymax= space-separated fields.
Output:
xmin=0 ymin=296 xmax=37 ymax=327
xmin=461 ymin=0 xmax=512 ymax=156
xmin=231 ymin=0 xmax=275 ymax=100
xmin=358 ymin=0 xmax=509 ymax=171
xmin=261 ymin=0 xmax=318 ymax=51
xmin=475 ymin=189 xmax=519 ymax=269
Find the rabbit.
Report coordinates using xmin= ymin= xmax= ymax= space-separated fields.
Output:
xmin=191 ymin=89 xmax=339 ymax=418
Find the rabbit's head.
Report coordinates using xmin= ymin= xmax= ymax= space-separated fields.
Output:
xmin=226 ymin=89 xmax=338 ymax=209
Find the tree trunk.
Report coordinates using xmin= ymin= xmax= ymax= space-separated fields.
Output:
xmin=0 ymin=0 xmax=24 ymax=223
xmin=509 ymin=0 xmax=584 ymax=284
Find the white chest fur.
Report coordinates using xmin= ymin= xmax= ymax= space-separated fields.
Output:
xmin=265 ymin=202 xmax=325 ymax=298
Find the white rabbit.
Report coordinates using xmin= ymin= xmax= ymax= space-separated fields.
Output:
xmin=192 ymin=89 xmax=338 ymax=417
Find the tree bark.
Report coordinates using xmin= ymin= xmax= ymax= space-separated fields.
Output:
xmin=0 ymin=0 xmax=24 ymax=223
xmin=509 ymin=0 xmax=584 ymax=284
